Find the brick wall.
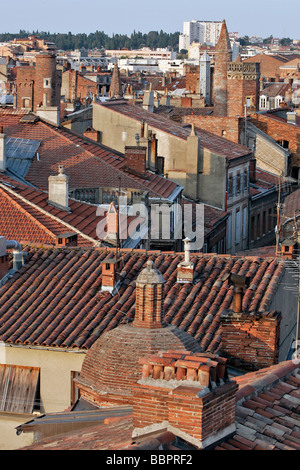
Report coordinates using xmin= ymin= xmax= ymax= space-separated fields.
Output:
xmin=227 ymin=77 xmax=259 ymax=117
xmin=34 ymin=53 xmax=61 ymax=110
xmin=243 ymin=55 xmax=283 ymax=81
xmin=125 ymin=146 xmax=147 ymax=177
xmin=185 ymin=65 xmax=200 ymax=94
xmin=184 ymin=115 xmax=242 ymax=143
xmin=132 ymin=351 xmax=238 ymax=448
xmin=168 ymin=381 xmax=237 ymax=445
xmin=213 ymin=22 xmax=232 ymax=116
xmin=16 ymin=67 xmax=35 ymax=110
xmin=77 ymin=75 xmax=98 ymax=100
xmin=16 ymin=54 xmax=61 ymax=111
xmin=134 ymin=283 xmax=164 ymax=329
xmin=220 ymin=310 xmax=281 ymax=370
xmin=249 ymin=112 xmax=300 ymax=167
xmin=132 ymin=383 xmax=170 ymax=428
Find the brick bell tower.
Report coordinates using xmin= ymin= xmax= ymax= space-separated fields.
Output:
xmin=213 ymin=19 xmax=232 ymax=116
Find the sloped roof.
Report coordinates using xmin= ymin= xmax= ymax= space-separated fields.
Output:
xmin=0 ymin=110 xmax=180 ymax=201
xmin=0 ymin=173 xmax=135 ymax=247
xmin=0 ymin=246 xmax=285 ymax=352
xmin=17 ymin=359 xmax=300 ymax=451
xmin=96 ymin=100 xmax=252 ymax=160
xmin=260 ymin=83 xmax=290 ymax=98
xmin=215 ymin=361 xmax=300 ymax=450
xmin=281 ymin=187 xmax=300 ymax=222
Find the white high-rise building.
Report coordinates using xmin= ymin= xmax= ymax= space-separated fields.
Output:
xmin=179 ymin=20 xmax=223 ymax=51
xmin=199 ymin=51 xmax=211 ymax=105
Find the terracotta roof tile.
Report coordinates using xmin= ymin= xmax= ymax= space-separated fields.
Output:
xmin=0 ymin=247 xmax=285 ymax=352
xmin=0 ymin=173 xmax=142 ymax=247
xmin=0 ymin=110 xmax=179 ymax=201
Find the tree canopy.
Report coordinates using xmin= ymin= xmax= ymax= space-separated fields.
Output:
xmin=0 ymin=29 xmax=180 ymax=51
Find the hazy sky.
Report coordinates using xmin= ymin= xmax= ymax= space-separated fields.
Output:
xmin=1 ymin=0 xmax=299 ymax=39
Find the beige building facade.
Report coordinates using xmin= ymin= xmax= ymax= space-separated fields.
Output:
xmin=0 ymin=343 xmax=85 ymax=449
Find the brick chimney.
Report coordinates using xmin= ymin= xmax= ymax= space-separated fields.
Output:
xmin=101 ymin=257 xmax=119 ymax=293
xmin=55 ymin=232 xmax=78 ymax=247
xmin=133 ymin=260 xmax=165 ymax=329
xmin=177 ymin=238 xmax=194 ymax=283
xmin=132 ymin=351 xmax=238 ymax=449
xmin=280 ymin=240 xmax=297 ymax=260
xmin=229 ymin=273 xmax=250 ymax=314
xmin=220 ymin=310 xmax=281 ymax=370
xmin=125 ymin=146 xmax=147 ymax=177
xmin=0 ymin=126 xmax=6 ymax=172
xmin=220 ymin=273 xmax=281 ymax=369
xmin=83 ymin=127 xmax=100 ymax=142
xmin=48 ymin=165 xmax=70 ymax=212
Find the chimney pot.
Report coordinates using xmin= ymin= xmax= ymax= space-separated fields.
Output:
xmin=229 ymin=273 xmax=250 ymax=313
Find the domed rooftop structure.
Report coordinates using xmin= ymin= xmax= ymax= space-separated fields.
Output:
xmin=75 ymin=259 xmax=202 ymax=407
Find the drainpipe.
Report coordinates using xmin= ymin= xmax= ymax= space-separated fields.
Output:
xmin=6 ymin=240 xmax=24 ymax=270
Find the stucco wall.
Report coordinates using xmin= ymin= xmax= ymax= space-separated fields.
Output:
xmin=0 ymin=344 xmax=86 ymax=449
xmin=198 ymin=150 xmax=226 ymax=209
xmin=270 ymin=267 xmax=299 ymax=362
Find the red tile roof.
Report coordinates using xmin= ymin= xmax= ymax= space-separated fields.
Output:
xmin=18 ymin=359 xmax=300 ymax=451
xmin=0 ymin=246 xmax=285 ymax=352
xmin=0 ymin=110 xmax=179 ymax=201
xmin=215 ymin=360 xmax=300 ymax=450
xmin=281 ymin=187 xmax=300 ymax=222
xmin=0 ymin=173 xmax=132 ymax=247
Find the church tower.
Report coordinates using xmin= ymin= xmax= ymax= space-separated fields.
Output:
xmin=213 ymin=19 xmax=232 ymax=116
xmin=109 ymin=62 xmax=122 ymax=99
